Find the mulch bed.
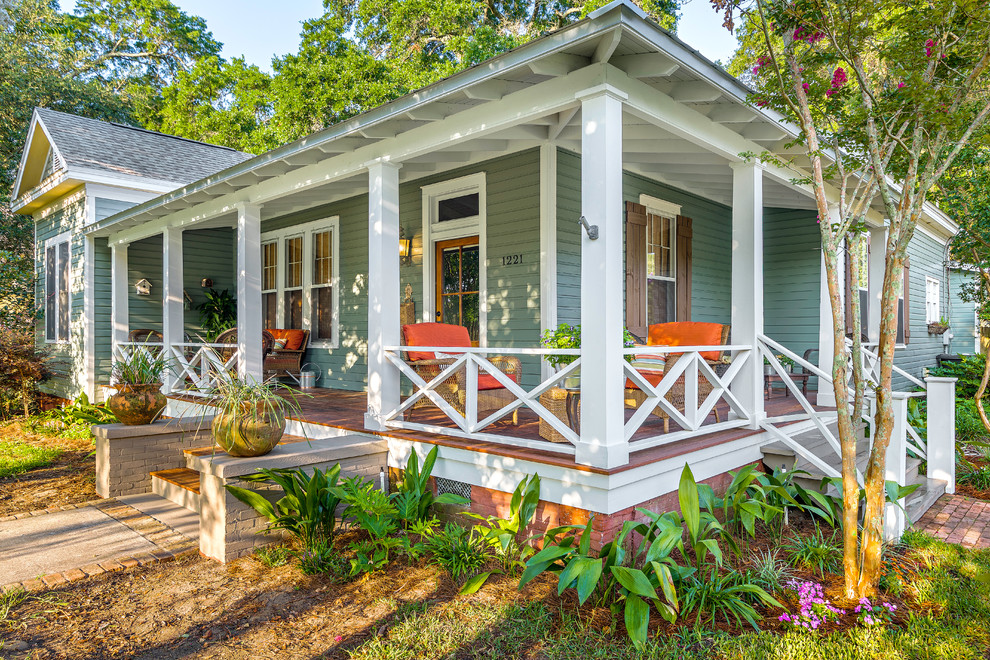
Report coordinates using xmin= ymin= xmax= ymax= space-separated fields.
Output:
xmin=0 ymin=425 xmax=97 ymax=517
xmin=956 ymin=451 xmax=990 ymax=501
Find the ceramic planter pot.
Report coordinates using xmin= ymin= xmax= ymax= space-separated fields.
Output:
xmin=212 ymin=404 xmax=286 ymax=457
xmin=561 ymin=366 xmax=580 ymax=390
xmin=106 ymin=383 xmax=166 ymax=426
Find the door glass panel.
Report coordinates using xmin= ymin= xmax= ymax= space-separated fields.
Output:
xmin=285 ymin=236 xmax=303 ymax=288
xmin=263 ymin=292 xmax=277 ymax=329
xmin=441 ymin=295 xmax=460 ymax=326
xmin=461 ymin=293 xmax=479 ymax=342
xmin=437 ymin=193 xmax=479 ymax=222
xmin=461 ymin=246 xmax=479 ymax=292
xmin=441 ymin=248 xmax=460 ymax=294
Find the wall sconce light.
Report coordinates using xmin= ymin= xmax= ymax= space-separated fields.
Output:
xmin=399 ymin=227 xmax=413 ymax=265
xmin=134 ymin=278 xmax=152 ymax=296
xmin=200 ymin=278 xmax=214 ymax=288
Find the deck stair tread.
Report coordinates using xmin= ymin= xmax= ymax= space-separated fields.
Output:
xmin=150 ymin=468 xmax=201 ymax=494
xmin=761 ymin=431 xmax=921 ymax=480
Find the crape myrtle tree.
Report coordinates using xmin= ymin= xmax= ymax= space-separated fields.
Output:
xmin=711 ymin=0 xmax=990 ymax=598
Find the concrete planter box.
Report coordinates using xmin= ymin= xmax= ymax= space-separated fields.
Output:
xmin=93 ymin=417 xmax=212 ymax=498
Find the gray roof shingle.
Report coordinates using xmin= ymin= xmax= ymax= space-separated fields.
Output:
xmin=35 ymin=107 xmax=252 ymax=185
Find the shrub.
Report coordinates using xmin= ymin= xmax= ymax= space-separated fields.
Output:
xmin=425 ymin=523 xmax=491 ymax=581
xmin=391 ymin=445 xmax=469 ymax=525
xmin=0 ymin=325 xmax=50 ymax=419
xmin=956 ymin=398 xmax=989 ymax=442
xmin=27 ymin=393 xmax=116 ymax=439
xmin=337 ymin=475 xmax=401 ymax=576
xmin=680 ymin=568 xmax=779 ymax=629
xmin=783 ymin=526 xmax=841 ymax=576
xmin=931 ymin=353 xmax=986 ymax=398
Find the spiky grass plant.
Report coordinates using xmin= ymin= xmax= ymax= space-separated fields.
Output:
xmin=111 ymin=343 xmax=170 ymax=385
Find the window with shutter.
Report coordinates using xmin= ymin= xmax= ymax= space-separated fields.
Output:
xmin=624 ymin=202 xmax=648 ymax=339
xmin=44 ymin=233 xmax=70 ymax=343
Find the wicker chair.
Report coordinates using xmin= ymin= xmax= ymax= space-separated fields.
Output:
xmin=127 ymin=328 xmax=163 ymax=343
xmin=263 ymin=329 xmax=311 ymax=382
xmin=402 ymin=323 xmax=521 ymax=425
xmin=625 ymin=322 xmax=731 ymax=433
xmin=215 ymin=328 xmax=275 ymax=371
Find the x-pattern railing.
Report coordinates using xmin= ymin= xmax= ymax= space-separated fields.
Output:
xmin=383 ymin=346 xmax=580 ymax=454
xmin=167 ymin=343 xmax=238 ymax=396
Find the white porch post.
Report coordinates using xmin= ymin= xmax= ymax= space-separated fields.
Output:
xmin=817 ymin=204 xmax=843 ymax=407
xmin=366 ymin=160 xmax=402 ymax=431
xmin=110 ymin=243 xmax=129 ymax=351
xmin=926 ymin=376 xmax=957 ymax=494
xmin=161 ymin=227 xmax=183 ymax=392
xmin=867 ymin=225 xmax=887 ymax=345
xmin=884 ymin=393 xmax=909 ymax=540
xmin=576 ymin=85 xmax=628 ymax=469
xmin=729 ymin=162 xmax=765 ymax=428
xmin=236 ymin=204 xmax=263 ymax=382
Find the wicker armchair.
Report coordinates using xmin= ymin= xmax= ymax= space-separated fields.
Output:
xmin=215 ymin=328 xmax=275 ymax=369
xmin=402 ymin=323 xmax=521 ymax=425
xmin=263 ymin=329 xmax=310 ymax=382
xmin=127 ymin=328 xmax=163 ymax=343
xmin=625 ymin=322 xmax=730 ymax=433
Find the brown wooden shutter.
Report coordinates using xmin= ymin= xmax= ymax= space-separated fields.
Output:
xmin=676 ymin=215 xmax=692 ymax=321
xmin=902 ymin=258 xmax=911 ymax=344
xmin=625 ymin=202 xmax=648 ymax=339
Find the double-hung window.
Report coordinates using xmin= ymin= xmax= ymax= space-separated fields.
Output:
xmin=641 ymin=195 xmax=680 ymax=325
xmin=926 ymin=276 xmax=940 ymax=324
xmin=44 ymin=233 xmax=71 ymax=343
xmin=261 ymin=217 xmax=339 ymax=346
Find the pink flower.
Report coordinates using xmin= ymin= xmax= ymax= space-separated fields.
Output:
xmin=897 ymin=81 xmax=905 ymax=89
xmin=803 ymin=82 xmax=810 ymax=92
xmin=334 ymin=635 xmax=343 ymax=642
xmin=831 ymin=67 xmax=847 ymax=88
xmin=926 ymin=38 xmax=935 ymax=57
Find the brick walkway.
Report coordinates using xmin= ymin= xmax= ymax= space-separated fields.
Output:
xmin=0 ymin=498 xmax=197 ymax=593
xmin=916 ymin=493 xmax=990 ymax=549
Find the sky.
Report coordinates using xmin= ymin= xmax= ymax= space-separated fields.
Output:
xmin=60 ymin=1 xmax=741 ymax=72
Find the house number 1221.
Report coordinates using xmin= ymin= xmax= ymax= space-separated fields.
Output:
xmin=500 ymin=254 xmax=523 ymax=266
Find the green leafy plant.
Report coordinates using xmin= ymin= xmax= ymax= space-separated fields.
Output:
xmin=705 ymin=464 xmax=782 ymax=539
xmin=754 ymin=467 xmax=837 ymax=532
xmin=539 ymin=323 xmax=637 ymax=368
xmin=747 ymin=549 xmax=795 ymax=594
xmin=931 ymin=353 xmax=987 ymax=399
xmin=425 ymin=522 xmax=492 ymax=581
xmin=676 ymin=464 xmax=737 ymax=569
xmin=298 ymin=541 xmax=348 ymax=576
xmin=111 ymin=343 xmax=171 ymax=385
xmin=254 ymin=544 xmax=291 ymax=568
xmin=392 ymin=446 xmax=469 ymax=525
xmin=460 ymin=473 xmax=541 ymax=594
xmin=197 ymin=288 xmax=237 ymax=341
xmin=29 ymin=393 xmax=117 ymax=439
xmin=958 ymin=457 xmax=990 ymax=491
xmin=226 ymin=464 xmax=344 ymax=553
xmin=783 ymin=526 xmax=841 ymax=577
xmin=336 ymin=475 xmax=401 ymax=576
xmin=680 ymin=568 xmax=780 ymax=629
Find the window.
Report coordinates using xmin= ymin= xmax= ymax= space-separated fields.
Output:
xmin=926 ymin=276 xmax=940 ymax=324
xmin=437 ymin=193 xmax=480 ymax=223
xmin=261 ymin=217 xmax=339 ymax=345
xmin=44 ymin=233 xmax=70 ymax=343
xmin=640 ymin=195 xmax=681 ymax=326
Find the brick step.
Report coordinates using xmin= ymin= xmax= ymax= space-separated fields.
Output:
xmin=151 ymin=468 xmax=202 ymax=513
xmin=183 ymin=435 xmax=309 ymax=461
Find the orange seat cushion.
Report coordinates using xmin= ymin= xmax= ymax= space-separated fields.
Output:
xmin=478 ymin=372 xmax=517 ymax=390
xmin=625 ymin=369 xmax=664 ymax=391
xmin=647 ymin=322 xmax=725 ymax=362
xmin=269 ymin=328 xmax=306 ymax=351
xmin=402 ymin=323 xmax=471 ymax=362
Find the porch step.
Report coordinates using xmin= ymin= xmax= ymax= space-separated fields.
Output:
xmin=183 ymin=435 xmax=310 ymax=465
xmin=151 ymin=468 xmax=202 ymax=513
xmin=906 ymin=478 xmax=947 ymax=524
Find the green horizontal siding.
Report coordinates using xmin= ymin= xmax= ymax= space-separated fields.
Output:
xmin=95 ymin=198 xmax=135 ymax=222
xmin=949 ymin=269 xmax=979 ymax=354
xmin=763 ymin=208 xmax=821 ymax=358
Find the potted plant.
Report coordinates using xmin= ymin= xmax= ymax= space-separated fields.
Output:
xmin=198 ymin=288 xmax=237 ymax=341
xmin=928 ymin=316 xmax=950 ymax=335
xmin=105 ymin=346 xmax=170 ymax=425
xmin=763 ymin=354 xmax=795 ymax=375
xmin=209 ymin=377 xmax=290 ymax=457
xmin=540 ymin=323 xmax=636 ymax=389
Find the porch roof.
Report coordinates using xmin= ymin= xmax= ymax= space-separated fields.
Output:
xmin=84 ymin=0 xmax=955 ymax=242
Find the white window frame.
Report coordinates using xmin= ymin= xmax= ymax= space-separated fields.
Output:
xmin=925 ymin=276 xmax=941 ymax=324
xmin=421 ymin=173 xmax=487 ymax=346
xmin=261 ymin=217 xmax=340 ymax=348
xmin=640 ymin=194 xmax=681 ymax=324
xmin=44 ymin=231 xmax=72 ymax=344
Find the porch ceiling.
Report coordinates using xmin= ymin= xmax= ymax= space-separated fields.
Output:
xmin=86 ymin=0 xmax=947 ymax=244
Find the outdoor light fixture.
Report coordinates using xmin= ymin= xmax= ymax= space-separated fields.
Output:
xmin=399 ymin=227 xmax=413 ymax=265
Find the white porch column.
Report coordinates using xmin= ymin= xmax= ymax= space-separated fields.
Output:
xmin=366 ymin=160 xmax=402 ymax=431
xmin=161 ymin=227 xmax=184 ymax=392
xmin=926 ymin=376 xmax=957 ymax=494
xmin=236 ymin=204 xmax=263 ymax=382
xmin=576 ymin=85 xmax=628 ymax=469
xmin=884 ymin=393 xmax=909 ymax=540
xmin=110 ymin=243 xmax=129 ymax=351
xmin=729 ymin=162 xmax=765 ymax=428
xmin=867 ymin=225 xmax=887 ymax=345
xmin=817 ymin=204 xmax=843 ymax=407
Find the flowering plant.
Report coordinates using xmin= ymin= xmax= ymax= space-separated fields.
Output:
xmin=539 ymin=323 xmax=636 ymax=368
xmin=853 ymin=597 xmax=896 ymax=627
xmin=778 ymin=580 xmax=845 ymax=630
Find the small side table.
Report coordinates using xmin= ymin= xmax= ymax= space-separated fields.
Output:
xmin=764 ymin=372 xmax=810 ymax=399
xmin=538 ymin=386 xmax=580 ymax=443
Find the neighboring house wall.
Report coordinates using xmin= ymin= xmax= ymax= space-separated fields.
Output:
xmin=763 ymin=208 xmax=821 ymax=358
xmin=949 ymin=268 xmax=979 ymax=355
xmin=34 ymin=189 xmax=87 ymax=398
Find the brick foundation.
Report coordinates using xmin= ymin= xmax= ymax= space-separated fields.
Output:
xmin=93 ymin=418 xmax=212 ymax=498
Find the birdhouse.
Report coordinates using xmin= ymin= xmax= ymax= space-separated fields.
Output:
xmin=134 ymin=278 xmax=152 ymax=296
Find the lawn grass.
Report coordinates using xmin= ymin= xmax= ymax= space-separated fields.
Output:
xmin=0 ymin=439 xmax=62 ymax=477
xmin=343 ymin=531 xmax=990 ymax=659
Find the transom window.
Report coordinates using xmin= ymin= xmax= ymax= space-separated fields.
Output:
xmin=261 ymin=217 xmax=340 ymax=346
xmin=44 ymin=233 xmax=71 ymax=343
xmin=641 ymin=195 xmax=681 ymax=325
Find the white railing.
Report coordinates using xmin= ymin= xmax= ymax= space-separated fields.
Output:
xmin=855 ymin=340 xmax=927 ymax=391
xmin=383 ymin=346 xmax=581 ymax=455
xmin=112 ymin=341 xmax=237 ymax=397
xmin=622 ymin=344 xmax=755 ymax=452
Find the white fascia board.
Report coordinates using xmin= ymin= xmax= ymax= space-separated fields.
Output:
xmin=106 ymin=64 xmax=605 ymax=247
xmin=10 ymin=171 xmax=72 ymax=212
xmin=84 ymin=182 xmax=162 ymax=205
xmin=69 ymin=167 xmax=180 ymax=195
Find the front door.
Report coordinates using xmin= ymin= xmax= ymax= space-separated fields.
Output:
xmin=435 ymin=236 xmax=480 ymax=345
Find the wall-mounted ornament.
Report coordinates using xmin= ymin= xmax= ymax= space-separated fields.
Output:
xmin=400 ymin=283 xmax=416 ymax=326
xmin=134 ymin=278 xmax=152 ymax=296
xmin=183 ymin=290 xmax=194 ymax=311
xmin=200 ymin=278 xmax=214 ymax=288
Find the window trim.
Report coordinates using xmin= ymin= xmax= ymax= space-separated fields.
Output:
xmin=925 ymin=276 xmax=941 ymax=324
xmin=639 ymin=194 xmax=681 ymax=325
xmin=261 ymin=217 xmax=340 ymax=348
xmin=421 ymin=173 xmax=488 ymax=346
xmin=44 ymin=231 xmax=72 ymax=345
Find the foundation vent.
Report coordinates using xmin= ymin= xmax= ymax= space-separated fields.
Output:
xmin=435 ymin=477 xmax=471 ymax=500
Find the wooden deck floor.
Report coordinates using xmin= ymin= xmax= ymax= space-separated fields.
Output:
xmin=271 ymin=387 xmax=827 ymax=476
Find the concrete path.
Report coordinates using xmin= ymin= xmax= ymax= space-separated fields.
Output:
xmin=0 ymin=498 xmax=198 ymax=591
xmin=916 ymin=493 xmax=990 ymax=548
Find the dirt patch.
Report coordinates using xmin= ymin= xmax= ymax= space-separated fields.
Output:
xmin=0 ymin=425 xmax=96 ymax=517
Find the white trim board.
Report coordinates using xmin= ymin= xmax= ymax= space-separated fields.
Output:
xmin=420 ymin=172 xmax=488 ymax=346
xmin=539 ymin=143 xmax=558 ymax=381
